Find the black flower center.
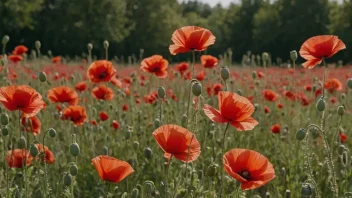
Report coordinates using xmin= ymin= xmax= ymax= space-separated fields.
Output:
xmin=239 ymin=170 xmax=251 ymax=180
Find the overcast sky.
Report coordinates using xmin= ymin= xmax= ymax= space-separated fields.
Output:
xmin=180 ymin=0 xmax=342 ymax=7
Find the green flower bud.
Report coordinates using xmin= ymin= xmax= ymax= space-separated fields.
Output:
xmin=154 ymin=119 xmax=160 ymax=129
xmin=252 ymin=71 xmax=257 ymax=79
xmin=124 ymin=130 xmax=132 ymax=139
xmin=338 ymin=145 xmax=346 ymax=155
xmin=1 ymin=113 xmax=9 ymax=126
xmin=266 ymin=192 xmax=270 ymax=197
xmin=207 ymin=164 xmax=217 ymax=177
xmin=131 ymin=188 xmax=139 ymax=198
xmin=192 ymin=82 xmax=202 ymax=96
xmin=338 ymin=106 xmax=345 ymax=116
xmin=38 ymin=71 xmax=47 ymax=82
xmin=2 ymin=35 xmax=9 ymax=45
xmin=17 ymin=136 xmax=26 ymax=149
xmin=48 ymin=128 xmax=56 ymax=138
xmin=29 ymin=144 xmax=39 ymax=157
xmin=290 ymin=50 xmax=297 ymax=61
xmin=312 ymin=85 xmax=317 ymax=92
xmin=70 ymin=164 xmax=78 ymax=176
xmin=144 ymin=147 xmax=152 ymax=159
xmin=102 ymin=146 xmax=108 ymax=155
xmin=181 ymin=114 xmax=187 ymax=127
xmin=342 ymin=151 xmax=349 ymax=166
xmin=296 ymin=128 xmax=306 ymax=141
xmin=69 ymin=143 xmax=80 ymax=157
xmin=316 ymin=98 xmax=325 ymax=112
xmin=237 ymin=89 xmax=242 ymax=96
xmin=220 ymin=66 xmax=230 ymax=81
xmin=347 ymin=78 xmax=352 ymax=89
xmin=262 ymin=52 xmax=269 ymax=62
xmin=63 ymin=173 xmax=72 ymax=186
xmin=1 ymin=126 xmax=9 ymax=136
xmin=157 ymin=86 xmax=166 ymax=98
xmin=35 ymin=41 xmax=41 ymax=49
xmin=255 ymin=80 xmax=260 ymax=86
xmin=133 ymin=141 xmax=139 ymax=149
xmin=285 ymin=189 xmax=291 ymax=198
xmin=301 ymin=183 xmax=313 ymax=197
xmin=103 ymin=40 xmax=109 ymax=49
xmin=0 ymin=57 xmax=7 ymax=67
xmin=144 ymin=181 xmax=155 ymax=193
xmin=87 ymin=43 xmax=93 ymax=51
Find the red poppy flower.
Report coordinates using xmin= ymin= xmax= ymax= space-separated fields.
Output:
xmin=35 ymin=144 xmax=55 ymax=164
xmin=21 ymin=115 xmax=41 ymax=136
xmin=8 ymin=55 xmax=23 ymax=64
xmin=330 ymin=97 xmax=337 ymax=104
xmin=13 ymin=45 xmax=28 ymax=55
xmin=340 ymin=132 xmax=348 ymax=143
xmin=196 ymin=70 xmax=206 ymax=81
xmin=140 ymin=55 xmax=168 ymax=78
xmin=75 ymin=81 xmax=88 ymax=92
xmin=204 ymin=91 xmax=258 ymax=131
xmin=270 ymin=124 xmax=280 ymax=134
xmin=315 ymin=88 xmax=322 ymax=98
xmin=6 ymin=149 xmax=32 ymax=168
xmin=256 ymin=71 xmax=265 ymax=78
xmin=277 ymin=103 xmax=284 ymax=109
xmin=201 ymin=55 xmax=219 ymax=68
xmin=263 ymin=90 xmax=278 ymax=102
xmin=112 ymin=120 xmax=120 ymax=130
xmin=99 ymin=111 xmax=109 ymax=121
xmin=264 ymin=106 xmax=270 ymax=114
xmin=223 ymin=149 xmax=275 ymax=190
xmin=122 ymin=104 xmax=129 ymax=111
xmin=0 ymin=85 xmax=45 ymax=117
xmin=91 ymin=155 xmax=134 ymax=183
xmin=175 ymin=62 xmax=189 ymax=76
xmin=111 ymin=77 xmax=122 ymax=88
xmin=62 ymin=105 xmax=87 ymax=126
xmin=213 ymin=83 xmax=223 ymax=95
xmin=52 ymin=56 xmax=61 ymax=63
xmin=324 ymin=78 xmax=342 ymax=93
xmin=47 ymin=86 xmax=79 ymax=105
xmin=299 ymin=35 xmax=346 ymax=69
xmin=169 ymin=26 xmax=216 ymax=55
xmin=91 ymin=120 xmax=98 ymax=126
xmin=92 ymin=84 xmax=114 ymax=100
xmin=283 ymin=91 xmax=295 ymax=101
xmin=304 ymin=85 xmax=312 ymax=91
xmin=87 ymin=60 xmax=116 ymax=83
xmin=153 ymin=124 xmax=201 ymax=162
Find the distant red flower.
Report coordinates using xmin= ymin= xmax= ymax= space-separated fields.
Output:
xmin=91 ymin=120 xmax=98 ymax=126
xmin=283 ymin=91 xmax=295 ymax=101
xmin=340 ymin=132 xmax=348 ymax=143
xmin=299 ymin=35 xmax=346 ymax=69
xmin=52 ymin=56 xmax=61 ymax=63
xmin=13 ymin=45 xmax=28 ymax=55
xmin=213 ymin=83 xmax=223 ymax=95
xmin=75 ymin=81 xmax=88 ymax=92
xmin=304 ymin=85 xmax=312 ymax=91
xmin=8 ymin=55 xmax=23 ymax=64
xmin=256 ymin=71 xmax=264 ymax=78
xmin=6 ymin=149 xmax=32 ymax=168
xmin=169 ymin=26 xmax=216 ymax=55
xmin=263 ymin=90 xmax=278 ymax=102
xmin=325 ymin=78 xmax=342 ymax=93
xmin=112 ymin=120 xmax=120 ymax=130
xmin=122 ymin=104 xmax=129 ymax=111
xmin=140 ymin=55 xmax=168 ymax=78
xmin=62 ymin=105 xmax=87 ymax=126
xmin=87 ymin=60 xmax=116 ymax=83
xmin=111 ymin=78 xmax=122 ymax=88
xmin=92 ymin=84 xmax=114 ymax=100
xmin=270 ymin=124 xmax=280 ymax=134
xmin=175 ymin=62 xmax=189 ymax=76
xmin=21 ymin=115 xmax=41 ymax=136
xmin=47 ymin=86 xmax=79 ymax=105
xmin=315 ymin=88 xmax=322 ymax=98
xmin=277 ymin=103 xmax=284 ymax=109
xmin=330 ymin=97 xmax=337 ymax=104
xmin=264 ymin=106 xmax=270 ymax=114
xmin=92 ymin=155 xmax=134 ymax=183
xmin=99 ymin=111 xmax=109 ymax=121
xmin=196 ymin=70 xmax=206 ymax=81
xmin=184 ymin=71 xmax=191 ymax=80
xmin=35 ymin=144 xmax=55 ymax=164
xmin=201 ymin=55 xmax=219 ymax=68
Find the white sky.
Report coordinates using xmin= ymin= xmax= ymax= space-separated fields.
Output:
xmin=180 ymin=0 xmax=342 ymax=7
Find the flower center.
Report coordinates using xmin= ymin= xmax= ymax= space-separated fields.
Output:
xmin=99 ymin=72 xmax=107 ymax=79
xmin=240 ymin=170 xmax=251 ymax=180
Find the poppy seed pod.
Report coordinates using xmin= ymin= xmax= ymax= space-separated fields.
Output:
xmin=220 ymin=66 xmax=230 ymax=81
xmin=131 ymin=188 xmax=139 ymax=198
xmin=347 ymin=78 xmax=352 ymax=89
xmin=192 ymin=82 xmax=202 ymax=96
xmin=35 ymin=40 xmax=41 ymax=49
xmin=48 ymin=128 xmax=56 ymax=138
xmin=69 ymin=164 xmax=78 ymax=176
xmin=255 ymin=80 xmax=260 ymax=86
xmin=69 ymin=143 xmax=80 ymax=157
xmin=342 ymin=151 xmax=349 ymax=166
xmin=29 ymin=144 xmax=39 ymax=157
xmin=157 ymin=86 xmax=166 ymax=98
xmin=17 ymin=136 xmax=26 ymax=149
xmin=1 ymin=113 xmax=9 ymax=125
xmin=285 ymin=190 xmax=291 ymax=198
xmin=290 ymin=50 xmax=298 ymax=61
xmin=316 ymin=98 xmax=325 ymax=112
xmin=338 ymin=106 xmax=345 ymax=116
xmin=312 ymin=85 xmax=317 ymax=92
xmin=144 ymin=181 xmax=154 ymax=194
xmin=252 ymin=71 xmax=257 ymax=79
xmin=207 ymin=164 xmax=217 ymax=177
xmin=265 ymin=192 xmax=270 ymax=197
xmin=63 ymin=173 xmax=72 ymax=186
xmin=2 ymin=35 xmax=9 ymax=45
xmin=133 ymin=141 xmax=139 ymax=149
xmin=338 ymin=145 xmax=346 ymax=155
xmin=144 ymin=147 xmax=153 ymax=159
xmin=102 ymin=146 xmax=108 ymax=155
xmin=237 ymin=89 xmax=242 ymax=96
xmin=87 ymin=43 xmax=93 ymax=51
xmin=341 ymin=93 xmax=346 ymax=100
xmin=296 ymin=128 xmax=306 ymax=141
xmin=301 ymin=184 xmax=313 ymax=197
xmin=181 ymin=114 xmax=187 ymax=127
xmin=0 ymin=57 xmax=7 ymax=67
xmin=262 ymin=52 xmax=269 ymax=62
xmin=103 ymin=40 xmax=109 ymax=49
xmin=1 ymin=126 xmax=9 ymax=136
xmin=38 ymin=71 xmax=47 ymax=82
xmin=154 ymin=119 xmax=160 ymax=129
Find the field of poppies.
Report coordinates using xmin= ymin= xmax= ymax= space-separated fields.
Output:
xmin=0 ymin=27 xmax=351 ymax=198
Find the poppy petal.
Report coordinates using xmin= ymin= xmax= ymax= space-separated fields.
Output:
xmin=230 ymin=117 xmax=258 ymax=131
xmin=302 ymin=58 xmax=322 ymax=69
xmin=203 ymin=104 xmax=227 ymax=123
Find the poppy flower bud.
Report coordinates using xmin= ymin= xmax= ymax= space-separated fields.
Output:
xmin=348 ymin=78 xmax=352 ymax=89
xmin=237 ymin=89 xmax=242 ymax=96
xmin=312 ymin=85 xmax=317 ymax=92
xmin=131 ymin=188 xmax=139 ymax=198
xmin=2 ymin=35 xmax=9 ymax=45
xmin=29 ymin=144 xmax=39 ymax=157
xmin=2 ymin=126 xmax=9 ymax=136
xmin=63 ymin=173 xmax=72 ymax=186
xmin=181 ymin=114 xmax=187 ymax=127
xmin=1 ymin=113 xmax=9 ymax=126
xmin=207 ymin=164 xmax=217 ymax=177
xmin=301 ymin=183 xmax=313 ymax=197
xmin=281 ymin=167 xmax=286 ymax=177
xmin=17 ymin=136 xmax=26 ymax=149
xmin=220 ymin=66 xmax=230 ymax=81
xmin=290 ymin=50 xmax=297 ymax=61
xmin=262 ymin=52 xmax=269 ymax=62
xmin=102 ymin=146 xmax=108 ymax=155
xmin=157 ymin=86 xmax=166 ymax=98
xmin=69 ymin=164 xmax=78 ymax=176
xmin=342 ymin=151 xmax=349 ymax=166
xmin=285 ymin=190 xmax=291 ymax=198
xmin=48 ymin=128 xmax=56 ymax=138
xmin=35 ymin=40 xmax=41 ymax=49
xmin=316 ymin=98 xmax=325 ymax=112
xmin=296 ymin=128 xmax=306 ymax=141
xmin=338 ymin=106 xmax=345 ymax=116
xmin=192 ymin=82 xmax=202 ymax=96
xmin=154 ymin=119 xmax=160 ymax=129
xmin=144 ymin=147 xmax=153 ymax=159
xmin=133 ymin=141 xmax=139 ymax=149
xmin=69 ymin=143 xmax=80 ymax=157
xmin=87 ymin=43 xmax=93 ymax=51
xmin=0 ymin=57 xmax=7 ymax=67
xmin=341 ymin=93 xmax=346 ymax=100
xmin=338 ymin=145 xmax=346 ymax=155
xmin=144 ymin=181 xmax=155 ymax=193
xmin=103 ymin=40 xmax=109 ymax=49
xmin=255 ymin=80 xmax=260 ymax=86
xmin=38 ymin=71 xmax=47 ymax=82
xmin=252 ymin=71 xmax=257 ymax=79
xmin=265 ymin=192 xmax=270 ymax=197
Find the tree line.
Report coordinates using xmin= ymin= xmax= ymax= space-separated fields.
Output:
xmin=0 ymin=0 xmax=351 ymax=64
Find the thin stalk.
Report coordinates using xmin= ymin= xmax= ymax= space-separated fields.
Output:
xmin=219 ymin=123 xmax=230 ymax=197
xmin=105 ymin=182 xmax=111 ymax=198
xmin=165 ymin=155 xmax=173 ymax=197
xmin=105 ymin=48 xmax=108 ymax=60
